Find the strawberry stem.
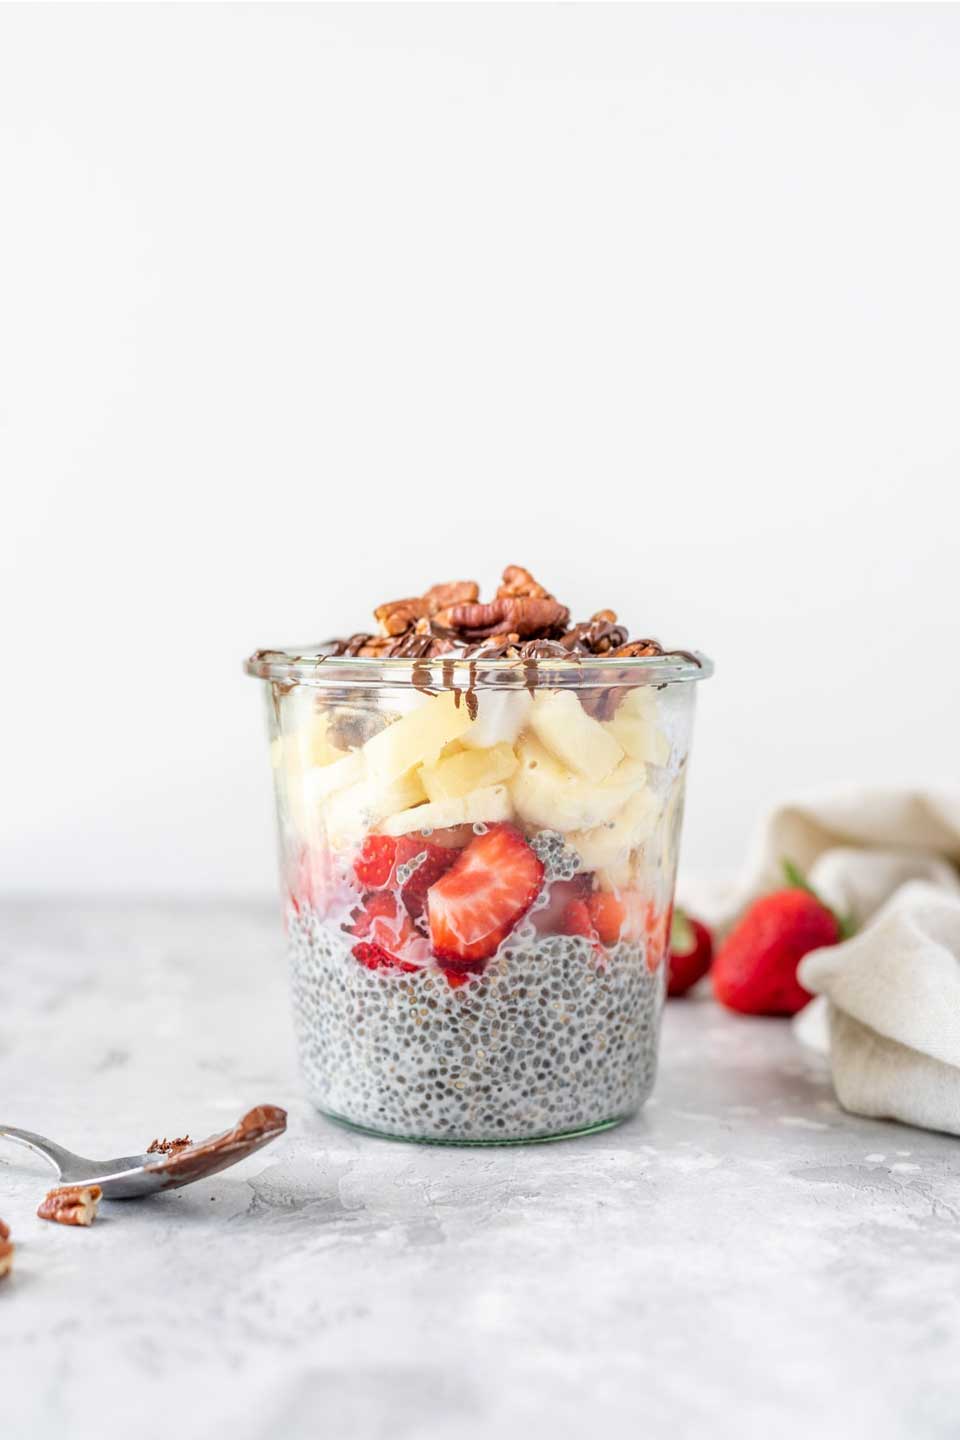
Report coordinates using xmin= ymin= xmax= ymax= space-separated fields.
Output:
xmin=781 ymin=857 xmax=855 ymax=940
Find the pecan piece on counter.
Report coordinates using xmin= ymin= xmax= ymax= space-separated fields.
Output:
xmin=434 ymin=595 xmax=570 ymax=640
xmin=496 ymin=565 xmax=551 ymax=600
xmin=374 ymin=597 xmax=432 ymax=636
xmin=0 ymin=1218 xmax=12 ymax=1279
xmin=37 ymin=1184 xmax=103 ymax=1227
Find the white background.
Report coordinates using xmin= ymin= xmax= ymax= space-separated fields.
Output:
xmin=2 ymin=3 xmax=958 ymax=899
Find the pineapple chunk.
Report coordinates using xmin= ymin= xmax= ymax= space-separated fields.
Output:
xmin=511 ymin=735 xmax=646 ymax=832
xmin=569 ymin=789 xmax=659 ymax=871
xmin=363 ymin=691 xmax=473 ymax=785
xmin=379 ymin=784 xmax=513 ymax=837
xmin=271 ymin=712 xmax=349 ymax=775
xmin=420 ymin=742 xmax=518 ymax=803
xmin=460 ymin=691 xmax=533 ymax=750
xmin=618 ymin=687 xmax=659 ymax=721
xmin=529 ymin=690 xmax=623 ymax=783
xmin=604 ymin=711 xmax=671 ymax=767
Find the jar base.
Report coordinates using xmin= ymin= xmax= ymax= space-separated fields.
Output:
xmin=313 ymin=1103 xmax=639 ymax=1147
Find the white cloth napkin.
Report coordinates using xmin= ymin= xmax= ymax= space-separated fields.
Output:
xmin=684 ymin=786 xmax=960 ymax=1136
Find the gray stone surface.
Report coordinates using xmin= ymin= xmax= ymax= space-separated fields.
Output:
xmin=2 ymin=899 xmax=960 ymax=1440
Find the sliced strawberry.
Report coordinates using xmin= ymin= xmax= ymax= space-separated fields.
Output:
xmin=353 ymin=835 xmax=397 ymax=889
xmin=427 ymin=824 xmax=544 ymax=964
xmin=530 ymin=875 xmax=592 ymax=936
xmin=394 ymin=837 xmax=459 ymax=920
xmin=347 ymin=892 xmax=428 ymax=971
xmin=352 ymin=940 xmax=419 ymax=973
xmin=587 ymin=891 xmax=626 ymax=948
xmin=561 ymin=898 xmax=597 ymax=941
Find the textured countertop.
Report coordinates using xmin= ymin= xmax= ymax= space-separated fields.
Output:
xmin=3 ymin=900 xmax=960 ymax=1440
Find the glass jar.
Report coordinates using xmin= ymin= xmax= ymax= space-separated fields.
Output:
xmin=245 ymin=648 xmax=712 ymax=1143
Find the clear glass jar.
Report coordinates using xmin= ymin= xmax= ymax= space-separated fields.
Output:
xmin=245 ymin=648 xmax=712 ymax=1144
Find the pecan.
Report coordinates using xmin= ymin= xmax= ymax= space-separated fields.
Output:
xmin=435 ymin=596 xmax=569 ymax=640
xmin=422 ymin=580 xmax=479 ymax=612
xmin=374 ymin=597 xmax=431 ymax=636
xmin=611 ymin=638 xmax=665 ymax=657
xmin=560 ymin=617 xmax=629 ymax=654
xmin=37 ymin=1184 xmax=103 ymax=1227
xmin=356 ymin=636 xmax=395 ymax=658
xmin=496 ymin=565 xmax=551 ymax=600
xmin=146 ymin=1136 xmax=192 ymax=1155
xmin=0 ymin=1218 xmax=12 ymax=1279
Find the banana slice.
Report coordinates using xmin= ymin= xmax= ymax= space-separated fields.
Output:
xmin=511 ymin=735 xmax=646 ymax=832
xmin=530 ymin=690 xmax=623 ymax=782
xmin=379 ymin=784 xmax=513 ymax=837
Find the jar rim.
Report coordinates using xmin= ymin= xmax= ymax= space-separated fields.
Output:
xmin=243 ymin=646 xmax=714 ymax=689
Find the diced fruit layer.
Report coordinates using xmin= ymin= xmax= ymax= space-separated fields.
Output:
xmin=427 ymin=824 xmax=544 ymax=963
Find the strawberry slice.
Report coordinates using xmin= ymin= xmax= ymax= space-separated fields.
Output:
xmin=427 ymin=824 xmax=544 ymax=964
xmin=587 ymin=891 xmax=626 ymax=948
xmin=352 ymin=941 xmax=419 ymax=973
xmin=561 ymin=897 xmax=597 ymax=941
xmin=346 ymin=892 xmax=426 ymax=971
xmin=352 ymin=834 xmax=459 ymax=919
xmin=394 ymin=837 xmax=458 ymax=920
xmin=354 ymin=835 xmax=397 ymax=889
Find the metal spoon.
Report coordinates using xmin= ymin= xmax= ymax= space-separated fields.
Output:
xmin=0 ymin=1104 xmax=287 ymax=1199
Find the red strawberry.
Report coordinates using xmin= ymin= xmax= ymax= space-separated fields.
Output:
xmin=347 ymin=892 xmax=424 ymax=971
xmin=352 ymin=941 xmax=418 ymax=973
xmin=394 ymin=837 xmax=458 ymax=920
xmin=667 ymin=910 xmax=714 ymax=997
xmin=561 ymin=897 xmax=597 ymax=941
xmin=712 ymin=864 xmax=842 ymax=1016
xmin=531 ymin=875 xmax=592 ymax=935
xmin=352 ymin=834 xmax=459 ymax=919
xmin=354 ymin=835 xmax=397 ymax=889
xmin=587 ymin=891 xmax=626 ymax=948
xmin=427 ymin=824 xmax=544 ymax=964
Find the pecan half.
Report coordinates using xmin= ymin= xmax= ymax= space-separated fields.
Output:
xmin=435 ymin=596 xmax=570 ymax=640
xmin=496 ymin=565 xmax=551 ymax=600
xmin=374 ymin=597 xmax=432 ymax=636
xmin=37 ymin=1184 xmax=103 ymax=1227
xmin=0 ymin=1218 xmax=12 ymax=1279
xmin=422 ymin=580 xmax=479 ymax=611
xmin=611 ymin=639 xmax=665 ymax=657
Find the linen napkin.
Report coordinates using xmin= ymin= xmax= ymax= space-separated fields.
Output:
xmin=683 ymin=786 xmax=960 ymax=1136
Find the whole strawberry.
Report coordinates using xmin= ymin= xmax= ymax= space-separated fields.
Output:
xmin=712 ymin=861 xmax=847 ymax=1016
xmin=667 ymin=910 xmax=714 ymax=997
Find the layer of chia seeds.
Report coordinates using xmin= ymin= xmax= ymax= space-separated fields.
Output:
xmin=287 ymin=907 xmax=666 ymax=1142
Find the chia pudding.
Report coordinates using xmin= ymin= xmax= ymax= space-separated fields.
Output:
xmin=246 ymin=564 xmax=711 ymax=1143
